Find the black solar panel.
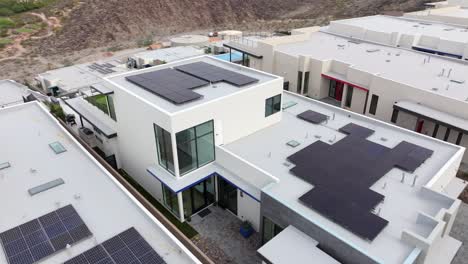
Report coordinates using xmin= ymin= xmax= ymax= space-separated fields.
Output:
xmin=64 ymin=227 xmax=166 ymax=264
xmin=339 ymin=123 xmax=375 ymax=138
xmin=126 ymin=68 xmax=208 ymax=104
xmin=175 ymin=61 xmax=259 ymax=87
xmin=297 ymin=110 xmax=328 ymax=124
xmin=287 ymin=123 xmax=433 ymax=241
xmin=0 ymin=205 xmax=92 ymax=264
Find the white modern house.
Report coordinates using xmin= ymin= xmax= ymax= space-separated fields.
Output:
xmin=0 ymin=80 xmax=36 ymax=107
xmin=225 ymin=23 xmax=468 ymax=164
xmin=0 ymin=102 xmax=201 ymax=264
xmin=405 ymin=0 xmax=468 ymax=26
xmin=53 ymin=56 xmax=466 ymax=264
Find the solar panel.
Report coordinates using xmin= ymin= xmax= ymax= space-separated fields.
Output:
xmin=126 ymin=68 xmax=208 ymax=104
xmin=339 ymin=123 xmax=375 ymax=138
xmin=287 ymin=124 xmax=433 ymax=241
xmin=175 ymin=61 xmax=259 ymax=87
xmin=297 ymin=110 xmax=328 ymax=124
xmin=64 ymin=227 xmax=166 ymax=264
xmin=0 ymin=205 xmax=92 ymax=264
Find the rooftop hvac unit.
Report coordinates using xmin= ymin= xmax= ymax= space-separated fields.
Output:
xmin=78 ymin=127 xmax=97 ymax=148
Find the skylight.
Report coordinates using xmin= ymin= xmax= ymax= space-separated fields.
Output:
xmin=49 ymin=142 xmax=67 ymax=154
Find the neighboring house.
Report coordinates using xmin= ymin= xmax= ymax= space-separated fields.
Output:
xmin=225 ymin=22 xmax=468 ymax=164
xmin=128 ymin=46 xmax=204 ymax=69
xmin=62 ymin=55 xmax=467 ymax=264
xmin=405 ymin=0 xmax=468 ymax=26
xmin=35 ymin=60 xmax=129 ymax=96
xmin=0 ymin=102 xmax=201 ymax=264
xmin=0 ymin=80 xmax=35 ymax=108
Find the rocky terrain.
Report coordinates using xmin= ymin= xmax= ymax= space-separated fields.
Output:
xmin=1 ymin=0 xmax=431 ymax=81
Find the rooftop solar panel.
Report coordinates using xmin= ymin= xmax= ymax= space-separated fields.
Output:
xmin=0 ymin=205 xmax=92 ymax=264
xmin=287 ymin=123 xmax=433 ymax=241
xmin=64 ymin=227 xmax=166 ymax=264
xmin=175 ymin=61 xmax=259 ymax=87
xmin=297 ymin=110 xmax=328 ymax=124
xmin=125 ymin=68 xmax=208 ymax=105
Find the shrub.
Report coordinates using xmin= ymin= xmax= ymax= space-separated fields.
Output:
xmin=0 ymin=17 xmax=15 ymax=29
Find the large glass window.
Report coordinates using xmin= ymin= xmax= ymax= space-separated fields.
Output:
xmin=162 ymin=184 xmax=179 ymax=217
xmin=265 ymin=94 xmax=282 ymax=117
xmin=176 ymin=120 xmax=215 ymax=175
xmin=182 ymin=176 xmax=215 ymax=217
xmin=262 ymin=216 xmax=283 ymax=244
xmin=107 ymin=95 xmax=117 ymax=121
xmin=154 ymin=124 xmax=175 ymax=174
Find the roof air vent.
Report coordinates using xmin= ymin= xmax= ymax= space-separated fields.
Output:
xmin=348 ymin=40 xmax=361 ymax=44
xmin=450 ymin=79 xmax=465 ymax=84
xmin=0 ymin=162 xmax=10 ymax=170
xmin=431 ymin=87 xmax=439 ymax=91
xmin=367 ymin=49 xmax=380 ymax=53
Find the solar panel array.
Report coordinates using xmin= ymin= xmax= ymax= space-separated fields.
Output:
xmin=64 ymin=227 xmax=165 ymax=264
xmin=297 ymin=110 xmax=328 ymax=124
xmin=126 ymin=68 xmax=208 ymax=104
xmin=0 ymin=205 xmax=92 ymax=264
xmin=88 ymin=63 xmax=116 ymax=75
xmin=287 ymin=123 xmax=434 ymax=241
xmin=175 ymin=61 xmax=259 ymax=87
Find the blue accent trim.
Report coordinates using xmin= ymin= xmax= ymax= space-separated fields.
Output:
xmin=412 ymin=46 xmax=462 ymax=59
xmin=146 ymin=168 xmax=261 ymax=202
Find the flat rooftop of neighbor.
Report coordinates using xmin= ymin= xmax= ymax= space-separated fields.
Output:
xmin=132 ymin=46 xmax=204 ymax=63
xmin=274 ymin=31 xmax=468 ymax=102
xmin=38 ymin=60 xmax=130 ymax=93
xmin=0 ymin=102 xmax=198 ymax=264
xmin=105 ymin=56 xmax=278 ymax=113
xmin=0 ymin=80 xmax=28 ymax=107
xmin=407 ymin=5 xmax=468 ymax=19
xmin=225 ymin=92 xmax=462 ymax=264
xmin=325 ymin=15 xmax=468 ymax=42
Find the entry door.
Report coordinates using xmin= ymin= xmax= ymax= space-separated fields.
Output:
xmin=218 ymin=177 xmax=238 ymax=215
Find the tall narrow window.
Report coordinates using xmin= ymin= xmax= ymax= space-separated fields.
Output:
xmin=283 ymin=81 xmax=289 ymax=91
xmin=262 ymin=217 xmax=284 ymax=244
xmin=297 ymin=71 xmax=303 ymax=93
xmin=162 ymin=184 xmax=179 ymax=217
xmin=390 ymin=109 xmax=399 ymax=123
xmin=369 ymin=94 xmax=379 ymax=115
xmin=107 ymin=95 xmax=117 ymax=121
xmin=154 ymin=124 xmax=175 ymax=174
xmin=265 ymin=94 xmax=282 ymax=117
xmin=176 ymin=120 xmax=215 ymax=175
xmin=303 ymin=72 xmax=310 ymax=95
xmin=345 ymin=86 xmax=354 ymax=107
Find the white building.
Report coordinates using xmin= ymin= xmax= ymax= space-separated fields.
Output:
xmin=129 ymin=46 xmax=204 ymax=69
xmin=53 ymin=56 xmax=466 ymax=264
xmin=0 ymin=102 xmax=201 ymax=264
xmin=405 ymin=0 xmax=468 ymax=25
xmin=225 ymin=24 xmax=468 ymax=164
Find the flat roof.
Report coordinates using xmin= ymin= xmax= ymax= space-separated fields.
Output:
xmin=225 ymin=92 xmax=462 ymax=264
xmin=0 ymin=102 xmax=199 ymax=264
xmin=0 ymin=80 xmax=28 ymax=107
xmin=274 ymin=31 xmax=468 ymax=102
xmin=257 ymin=226 xmax=340 ymax=264
xmin=326 ymin=15 xmax=468 ymax=43
xmin=38 ymin=61 xmax=130 ymax=93
xmin=408 ymin=5 xmax=468 ymax=19
xmin=105 ymin=56 xmax=278 ymax=113
xmin=132 ymin=46 xmax=204 ymax=63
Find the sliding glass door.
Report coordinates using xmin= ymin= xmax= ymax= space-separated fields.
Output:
xmin=218 ymin=177 xmax=238 ymax=215
xmin=182 ymin=177 xmax=215 ymax=217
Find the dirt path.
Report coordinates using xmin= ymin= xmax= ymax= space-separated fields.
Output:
xmin=0 ymin=12 xmax=61 ymax=62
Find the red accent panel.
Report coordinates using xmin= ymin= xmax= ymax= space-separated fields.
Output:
xmin=322 ymin=74 xmax=369 ymax=92
xmin=416 ymin=120 xmax=424 ymax=133
xmin=335 ymin=82 xmax=344 ymax=101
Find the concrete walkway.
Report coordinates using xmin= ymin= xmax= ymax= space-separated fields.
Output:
xmin=190 ymin=206 xmax=262 ymax=264
xmin=451 ymin=203 xmax=468 ymax=264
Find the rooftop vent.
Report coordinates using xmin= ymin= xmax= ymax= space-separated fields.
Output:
xmin=28 ymin=178 xmax=65 ymax=196
xmin=450 ymin=79 xmax=465 ymax=84
xmin=366 ymin=48 xmax=380 ymax=53
xmin=348 ymin=40 xmax=361 ymax=44
xmin=431 ymin=87 xmax=439 ymax=91
xmin=49 ymin=141 xmax=67 ymax=154
xmin=286 ymin=140 xmax=301 ymax=148
xmin=0 ymin=162 xmax=10 ymax=170
xmin=419 ymin=22 xmax=432 ymax=25
xmin=444 ymin=28 xmax=455 ymax=31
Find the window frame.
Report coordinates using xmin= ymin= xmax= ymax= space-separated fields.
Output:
xmin=154 ymin=124 xmax=175 ymax=175
xmin=345 ymin=85 xmax=354 ymax=108
xmin=297 ymin=71 xmax=303 ymax=93
xmin=303 ymin=71 xmax=310 ymax=95
xmin=265 ymin=94 xmax=282 ymax=117
xmin=176 ymin=120 xmax=215 ymax=176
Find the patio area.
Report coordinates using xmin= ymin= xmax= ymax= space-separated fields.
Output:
xmin=189 ymin=206 xmax=262 ymax=264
